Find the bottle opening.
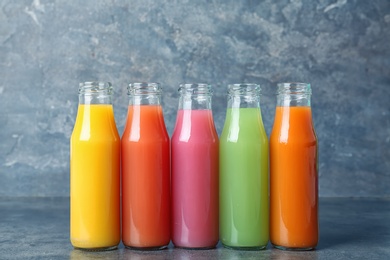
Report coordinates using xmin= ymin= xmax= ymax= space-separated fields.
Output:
xmin=277 ymin=82 xmax=311 ymax=95
xmin=276 ymin=82 xmax=312 ymax=107
xmin=178 ymin=83 xmax=213 ymax=96
xmin=228 ymin=83 xmax=261 ymax=96
xmin=79 ymin=82 xmax=113 ymax=95
xmin=128 ymin=82 xmax=162 ymax=96
xmin=78 ymin=82 xmax=113 ymax=104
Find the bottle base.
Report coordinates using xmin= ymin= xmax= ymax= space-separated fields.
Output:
xmin=174 ymin=244 xmax=217 ymax=250
xmin=125 ymin=245 xmax=168 ymax=251
xmin=222 ymin=244 xmax=267 ymax=251
xmin=272 ymin=244 xmax=315 ymax=251
xmin=73 ymin=245 xmax=118 ymax=252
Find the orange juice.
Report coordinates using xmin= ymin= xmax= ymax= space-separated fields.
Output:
xmin=270 ymin=106 xmax=318 ymax=250
xmin=122 ymin=104 xmax=170 ymax=249
xmin=70 ymin=104 xmax=120 ymax=250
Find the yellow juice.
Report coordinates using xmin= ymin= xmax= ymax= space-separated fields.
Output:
xmin=70 ymin=104 xmax=120 ymax=250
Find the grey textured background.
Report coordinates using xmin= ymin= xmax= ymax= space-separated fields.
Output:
xmin=0 ymin=0 xmax=389 ymax=197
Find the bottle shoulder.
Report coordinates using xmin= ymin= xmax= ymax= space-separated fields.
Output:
xmin=71 ymin=104 xmax=120 ymax=142
xmin=221 ymin=109 xmax=267 ymax=142
xmin=122 ymin=105 xmax=169 ymax=142
xmin=171 ymin=109 xmax=218 ymax=143
xmin=270 ymin=106 xmax=316 ymax=143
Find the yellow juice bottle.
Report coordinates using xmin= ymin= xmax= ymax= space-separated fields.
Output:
xmin=70 ymin=82 xmax=120 ymax=250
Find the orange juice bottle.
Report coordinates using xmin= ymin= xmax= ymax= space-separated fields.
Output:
xmin=270 ymin=82 xmax=318 ymax=250
xmin=70 ymin=82 xmax=120 ymax=250
xmin=122 ymin=82 xmax=170 ymax=249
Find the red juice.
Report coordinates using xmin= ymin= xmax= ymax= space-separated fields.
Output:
xmin=121 ymin=83 xmax=170 ymax=249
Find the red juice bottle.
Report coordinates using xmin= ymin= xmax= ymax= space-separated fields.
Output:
xmin=121 ymin=83 xmax=170 ymax=249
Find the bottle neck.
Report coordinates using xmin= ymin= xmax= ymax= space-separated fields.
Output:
xmin=128 ymin=82 xmax=162 ymax=106
xmin=178 ymin=83 xmax=212 ymax=110
xmin=78 ymin=82 xmax=113 ymax=105
xmin=276 ymin=82 xmax=312 ymax=107
xmin=227 ymin=84 xmax=261 ymax=109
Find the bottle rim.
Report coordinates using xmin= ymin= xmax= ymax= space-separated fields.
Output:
xmin=228 ymin=83 xmax=261 ymax=95
xmin=277 ymin=82 xmax=311 ymax=95
xmin=178 ymin=83 xmax=213 ymax=95
xmin=79 ymin=81 xmax=113 ymax=94
xmin=128 ymin=82 xmax=162 ymax=95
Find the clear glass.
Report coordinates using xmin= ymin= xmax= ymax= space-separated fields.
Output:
xmin=178 ymin=83 xmax=213 ymax=110
xmin=70 ymin=81 xmax=120 ymax=251
xmin=227 ymin=83 xmax=261 ymax=108
xmin=128 ymin=82 xmax=161 ymax=105
xmin=220 ymin=83 xmax=269 ymax=250
xmin=121 ymin=82 xmax=170 ymax=250
xmin=171 ymin=83 xmax=219 ymax=249
xmin=78 ymin=81 xmax=113 ymax=104
xmin=276 ymin=82 xmax=311 ymax=107
xmin=270 ymin=82 xmax=318 ymax=251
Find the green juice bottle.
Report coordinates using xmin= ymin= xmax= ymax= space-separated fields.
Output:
xmin=219 ymin=84 xmax=269 ymax=250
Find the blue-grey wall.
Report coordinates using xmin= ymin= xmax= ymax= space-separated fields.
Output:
xmin=0 ymin=0 xmax=389 ymax=197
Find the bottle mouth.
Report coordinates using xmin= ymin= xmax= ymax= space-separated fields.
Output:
xmin=79 ymin=82 xmax=113 ymax=94
xmin=228 ymin=83 xmax=261 ymax=95
xmin=128 ymin=82 xmax=162 ymax=95
xmin=277 ymin=82 xmax=311 ymax=95
xmin=178 ymin=83 xmax=213 ymax=95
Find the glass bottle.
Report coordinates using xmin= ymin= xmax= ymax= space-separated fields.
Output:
xmin=219 ymin=83 xmax=269 ymax=250
xmin=270 ymin=82 xmax=318 ymax=250
xmin=171 ymin=83 xmax=219 ymax=249
xmin=121 ymin=82 xmax=170 ymax=249
xmin=70 ymin=81 xmax=120 ymax=250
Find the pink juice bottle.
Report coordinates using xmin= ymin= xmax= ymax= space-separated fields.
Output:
xmin=171 ymin=83 xmax=219 ymax=249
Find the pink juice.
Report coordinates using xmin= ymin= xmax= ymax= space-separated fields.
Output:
xmin=171 ymin=109 xmax=219 ymax=248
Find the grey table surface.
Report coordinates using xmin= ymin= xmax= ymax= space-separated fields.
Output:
xmin=0 ymin=197 xmax=389 ymax=260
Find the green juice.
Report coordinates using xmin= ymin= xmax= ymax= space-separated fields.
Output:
xmin=219 ymin=107 xmax=269 ymax=249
